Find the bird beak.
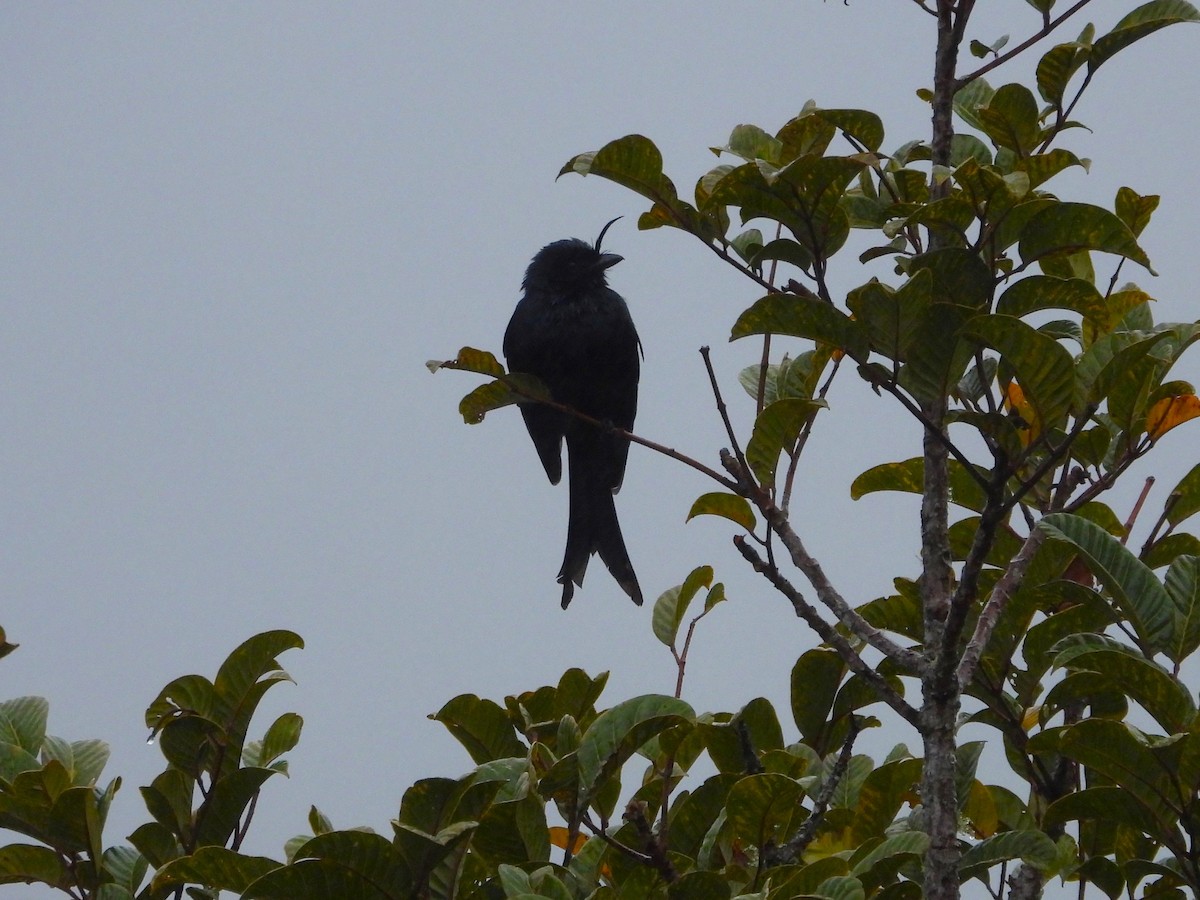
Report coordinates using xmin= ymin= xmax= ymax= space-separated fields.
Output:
xmin=595 ymin=252 xmax=623 ymax=272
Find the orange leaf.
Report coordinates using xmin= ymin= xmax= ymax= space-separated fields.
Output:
xmin=1004 ymin=381 xmax=1039 ymax=443
xmin=548 ymin=826 xmax=589 ymax=854
xmin=1146 ymin=394 xmax=1200 ymax=441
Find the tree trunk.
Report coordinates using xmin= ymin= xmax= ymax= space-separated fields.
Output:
xmin=920 ymin=3 xmax=968 ymax=897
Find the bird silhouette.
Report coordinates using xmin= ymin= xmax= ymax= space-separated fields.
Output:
xmin=503 ymin=219 xmax=643 ymax=607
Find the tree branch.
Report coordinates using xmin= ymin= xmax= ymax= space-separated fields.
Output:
xmin=734 ymin=535 xmax=921 ymax=727
xmin=505 ymin=379 xmax=742 ymax=493
xmin=957 ymin=526 xmax=1047 ymax=685
xmin=739 ymin=475 xmax=927 ymax=674
xmin=762 ymin=717 xmax=861 ymax=868
xmin=700 ymin=345 xmax=753 ymax=489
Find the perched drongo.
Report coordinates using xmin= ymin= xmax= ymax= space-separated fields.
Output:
xmin=503 ymin=220 xmax=643 ymax=607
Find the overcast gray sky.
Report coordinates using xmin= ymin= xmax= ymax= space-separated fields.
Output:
xmin=4 ymin=3 xmax=1198 ymax=895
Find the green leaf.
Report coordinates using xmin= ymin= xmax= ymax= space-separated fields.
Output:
xmin=976 ymin=83 xmax=1041 ymax=156
xmin=1051 ymin=636 xmax=1195 ymax=731
xmin=907 ymin=247 xmax=994 ymax=308
xmin=958 ymin=829 xmax=1058 ymax=877
xmin=1018 ymin=202 xmax=1154 ymax=273
xmin=849 ymin=757 xmax=924 ymax=844
xmin=128 ymin=821 xmax=182 ymax=868
xmin=811 ymin=874 xmax=867 ymax=900
xmin=731 ymin=227 xmax=765 ymax=265
xmin=245 ymin=712 xmax=303 ymax=769
xmin=1037 ymin=40 xmax=1089 ymax=107
xmin=309 ymin=806 xmax=334 ymax=836
xmin=724 ymin=772 xmax=803 ymax=848
xmin=102 ymin=845 xmax=147 ymax=893
xmin=845 ymin=271 xmax=933 ymax=363
xmin=1075 ymin=330 xmax=1172 ymax=410
xmin=950 ymin=133 xmax=993 ymax=167
xmin=817 ymin=109 xmax=886 ymax=153
xmin=1145 ymin=532 xmax=1200 ymax=569
xmin=473 ymin=793 xmax=548 ymax=867
xmin=687 ymin=493 xmax=757 ymax=531
xmin=769 ymin=155 xmax=866 ymax=258
xmin=666 ymin=773 xmax=739 ymax=857
xmin=1115 ymin=186 xmax=1160 ymax=237
xmin=754 ymin=237 xmax=814 ymax=271
xmin=559 ymin=134 xmax=676 ymax=209
xmin=456 ymin=373 xmax=549 ymax=425
xmin=1043 ymin=786 xmax=1165 ymax=837
xmin=396 ymin=777 xmax=475 ymax=838
xmin=1165 ymin=555 xmax=1200 ymax=662
xmin=244 ymin=830 xmax=412 ymax=899
xmin=898 ymin=304 xmax=977 ymax=406
xmin=1035 ymin=719 xmax=1186 ymax=822
xmin=652 ymin=566 xmax=714 ymax=648
xmin=0 ymin=843 xmax=73 ymax=890
xmin=152 ymin=847 xmax=282 ymax=894
xmin=964 ymin=314 xmax=1075 ymax=432
xmin=62 ymin=739 xmax=109 ymax=787
xmin=746 ymin=399 xmax=823 ymax=487
xmin=730 ymin=294 xmax=869 ymax=360
xmin=431 ymin=696 xmax=527 ymax=765
xmin=212 ymin=630 xmax=302 ymax=747
xmin=667 ymin=871 xmax=732 ymax=900
xmin=901 ymin=196 xmax=976 ymax=240
xmin=952 ymin=77 xmax=995 ymax=134
xmin=0 ymin=697 xmax=48 ymax=756
xmin=195 ymin=767 xmax=278 ymax=847
xmin=704 ymin=582 xmax=727 ymax=614
xmin=790 ymin=649 xmax=846 ymax=748
xmin=156 ymin=713 xmax=221 ymax=778
xmin=1021 ymin=585 xmax=1117 ymax=679
xmin=576 ymin=695 xmax=694 ymax=797
xmin=1015 ymin=149 xmax=1086 ymax=189
xmin=719 ymin=124 xmax=783 ymax=164
xmin=1165 ymin=462 xmax=1200 ymax=527
xmin=851 ymin=831 xmax=929 ymax=886
xmin=851 ymin=457 xmax=988 ymax=513
xmin=1089 ymin=1 xmax=1200 ymax=72
xmin=995 ymin=276 xmax=1105 ymax=327
xmin=1039 ymin=513 xmax=1174 ymax=651
xmin=737 ymin=697 xmax=784 ymax=754
xmin=145 ymin=674 xmax=216 ymax=735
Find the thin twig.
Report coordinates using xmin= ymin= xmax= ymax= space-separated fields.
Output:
xmin=955 ymin=0 xmax=1095 ymax=89
xmin=581 ymin=812 xmax=656 ymax=867
xmin=872 ymin=375 xmax=994 ymax=494
xmin=1140 ymin=492 xmax=1180 ymax=559
xmin=1121 ymin=477 xmax=1155 ymax=545
xmin=782 ymin=355 xmax=843 ymax=516
xmin=700 ymin=346 xmax=753 ymax=489
xmin=623 ymin=801 xmax=677 ymax=883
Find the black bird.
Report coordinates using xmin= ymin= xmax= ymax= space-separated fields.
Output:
xmin=503 ymin=220 xmax=643 ymax=608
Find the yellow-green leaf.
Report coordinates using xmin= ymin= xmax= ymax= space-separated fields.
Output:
xmin=1018 ymin=202 xmax=1154 ymax=273
xmin=687 ymin=493 xmax=757 ymax=531
xmin=730 ymin=294 xmax=869 ymax=360
xmin=746 ymin=398 xmax=824 ymax=487
xmin=652 ymin=566 xmax=714 ymax=648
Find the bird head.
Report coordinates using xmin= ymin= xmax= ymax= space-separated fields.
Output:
xmin=523 ymin=219 xmax=623 ymax=297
